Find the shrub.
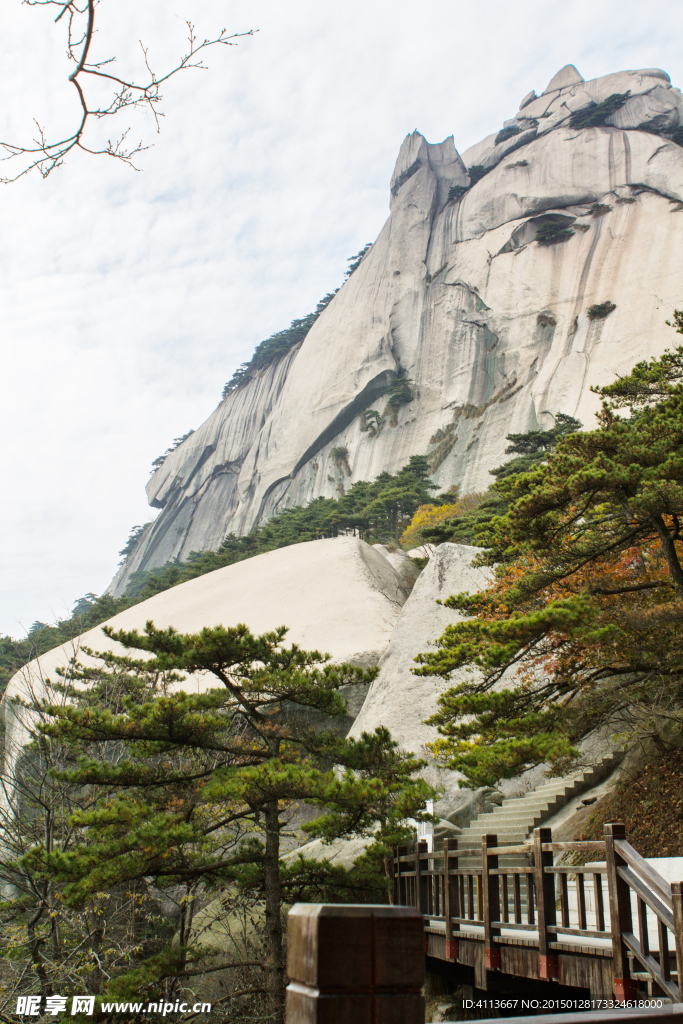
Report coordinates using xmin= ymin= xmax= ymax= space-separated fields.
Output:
xmin=589 ymin=203 xmax=611 ymax=217
xmin=495 ymin=125 xmax=521 ymax=146
xmin=400 ymin=493 xmax=485 ymax=548
xmin=222 ymin=291 xmax=338 ymax=398
xmin=468 ymin=165 xmax=489 ymax=185
xmin=385 ymin=375 xmax=414 ymax=407
xmin=537 ymin=312 xmax=557 ymax=328
xmin=447 ymin=184 xmax=468 ymax=202
xmin=118 ymin=522 xmax=154 ymax=561
xmin=587 ymin=301 xmax=616 ymax=320
xmin=331 ymin=445 xmax=351 ymax=474
xmin=535 ymin=221 xmax=575 ymax=246
xmin=150 ymin=430 xmax=194 ymax=472
xmin=344 ymin=243 xmax=373 ymax=279
xmin=568 ymin=91 xmax=631 ymax=129
xmin=360 ymin=409 xmax=383 ymax=435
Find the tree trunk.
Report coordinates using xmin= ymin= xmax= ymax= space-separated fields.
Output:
xmin=27 ymin=902 xmax=51 ymax=997
xmin=263 ymin=799 xmax=285 ymax=1023
xmin=87 ymin=901 xmax=104 ymax=993
xmin=651 ymin=513 xmax=683 ymax=594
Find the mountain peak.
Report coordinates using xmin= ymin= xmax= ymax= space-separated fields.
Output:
xmin=542 ymin=64 xmax=584 ymax=94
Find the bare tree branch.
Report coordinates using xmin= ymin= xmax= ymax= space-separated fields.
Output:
xmin=1 ymin=1 xmax=254 ymax=181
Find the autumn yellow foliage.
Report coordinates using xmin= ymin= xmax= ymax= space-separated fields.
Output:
xmin=400 ymin=493 xmax=483 ymax=548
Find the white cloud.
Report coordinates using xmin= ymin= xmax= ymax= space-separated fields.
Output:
xmin=1 ymin=0 xmax=681 ymax=634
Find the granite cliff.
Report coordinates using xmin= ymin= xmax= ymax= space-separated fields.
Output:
xmin=110 ymin=63 xmax=683 ymax=596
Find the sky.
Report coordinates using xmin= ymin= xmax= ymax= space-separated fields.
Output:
xmin=1 ymin=0 xmax=682 ymax=636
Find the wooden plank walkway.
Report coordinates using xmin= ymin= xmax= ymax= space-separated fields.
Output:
xmin=392 ymin=823 xmax=683 ymax=1001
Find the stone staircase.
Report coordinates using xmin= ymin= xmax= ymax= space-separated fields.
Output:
xmin=453 ymin=752 xmax=622 ymax=866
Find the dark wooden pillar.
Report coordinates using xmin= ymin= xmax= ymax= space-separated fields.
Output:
xmin=534 ymin=826 xmax=558 ymax=982
xmin=604 ymin=821 xmax=638 ymax=1001
xmin=285 ymin=903 xmax=425 ymax=1024
xmin=415 ymin=839 xmax=429 ymax=916
xmin=482 ymin=833 xmax=501 ymax=971
xmin=444 ymin=837 xmax=460 ymax=960
xmin=671 ymin=880 xmax=683 ymax=993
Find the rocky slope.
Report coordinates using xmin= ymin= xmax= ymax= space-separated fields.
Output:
xmin=4 ymin=537 xmax=409 ymax=760
xmin=111 ymin=63 xmax=683 ymax=596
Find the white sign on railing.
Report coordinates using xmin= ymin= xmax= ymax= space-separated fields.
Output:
xmin=416 ymin=800 xmax=434 ymax=853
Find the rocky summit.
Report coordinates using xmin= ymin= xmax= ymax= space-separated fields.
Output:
xmin=110 ymin=64 xmax=683 ymax=595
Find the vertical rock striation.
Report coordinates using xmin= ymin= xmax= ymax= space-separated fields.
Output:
xmin=112 ymin=65 xmax=683 ymax=596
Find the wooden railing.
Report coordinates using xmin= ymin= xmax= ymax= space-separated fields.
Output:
xmin=392 ymin=822 xmax=683 ymax=1000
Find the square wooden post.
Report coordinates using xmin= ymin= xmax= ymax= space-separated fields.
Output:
xmin=604 ymin=822 xmax=639 ymax=1001
xmin=671 ymin=881 xmax=683 ymax=992
xmin=286 ymin=904 xmax=425 ymax=1024
xmin=444 ymin=837 xmax=460 ymax=960
xmin=482 ymin=833 xmax=501 ymax=971
xmin=415 ymin=839 xmax=429 ymax=916
xmin=534 ymin=826 xmax=558 ymax=981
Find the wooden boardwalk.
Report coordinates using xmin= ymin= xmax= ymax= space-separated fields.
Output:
xmin=392 ymin=823 xmax=683 ymax=1002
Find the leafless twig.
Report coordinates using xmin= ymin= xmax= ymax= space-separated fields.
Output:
xmin=1 ymin=1 xmax=254 ymax=181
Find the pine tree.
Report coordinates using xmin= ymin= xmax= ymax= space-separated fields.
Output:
xmin=25 ymin=623 xmax=434 ymax=1021
xmin=414 ymin=322 xmax=683 ymax=787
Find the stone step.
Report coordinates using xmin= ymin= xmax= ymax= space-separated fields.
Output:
xmin=475 ymin=809 xmax=547 ymax=820
xmin=433 ymin=753 xmax=623 ymax=860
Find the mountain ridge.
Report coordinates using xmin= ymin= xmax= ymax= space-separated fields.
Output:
xmin=110 ymin=63 xmax=683 ymax=597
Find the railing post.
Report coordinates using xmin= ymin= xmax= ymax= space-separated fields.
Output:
xmin=393 ymin=844 xmax=406 ymax=906
xmin=604 ymin=822 xmax=638 ymax=1001
xmin=286 ymin=904 xmax=425 ymax=1023
xmin=415 ymin=839 xmax=428 ymax=916
xmin=444 ymin=837 xmax=459 ymax=960
xmin=671 ymin=881 xmax=683 ymax=993
xmin=482 ymin=833 xmax=501 ymax=971
xmin=534 ymin=826 xmax=558 ymax=982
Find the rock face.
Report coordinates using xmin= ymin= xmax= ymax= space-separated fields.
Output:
xmin=349 ymin=543 xmax=492 ymax=821
xmin=112 ymin=65 xmax=683 ymax=595
xmin=5 ymin=538 xmax=408 ymax=738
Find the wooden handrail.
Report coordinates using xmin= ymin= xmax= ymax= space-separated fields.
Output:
xmin=615 ymin=838 xmax=673 ymax=905
xmin=616 ymin=864 xmax=675 ymax=932
xmin=621 ymin=929 xmax=681 ymax=1002
xmin=392 ymin=820 xmax=683 ymax=1004
xmin=546 ymin=865 xmax=608 ymax=874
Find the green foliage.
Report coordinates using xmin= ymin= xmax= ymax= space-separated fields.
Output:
xmin=24 ymin=624 xmax=434 ymax=1012
xmin=495 ymin=125 xmax=521 ymax=145
xmin=415 ymin=324 xmax=683 ymax=787
xmin=447 ymin=184 xmax=468 ymax=202
xmin=568 ymin=91 xmax=631 ymax=129
xmin=222 ymin=290 xmax=338 ymax=398
xmin=118 ymin=522 xmax=154 ymax=561
xmin=587 ymin=301 xmax=616 ymax=320
xmin=360 ymin=409 xmax=383 ymax=434
xmin=592 ymin=317 xmax=683 ymax=407
xmin=0 ymin=457 xmax=440 ymax=693
xmin=535 ymin=220 xmax=575 ymax=245
xmin=127 ymin=455 xmax=437 ymax=593
xmin=0 ymin=593 xmax=142 ymax=695
xmin=384 ymin=374 xmax=414 ymax=408
xmin=150 ymin=430 xmax=194 ymax=473
xmin=344 ymin=243 xmax=372 ymax=279
xmin=468 ymin=165 xmax=489 ymax=185
xmin=419 ymin=414 xmax=582 ymax=548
